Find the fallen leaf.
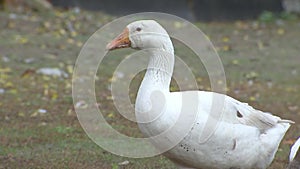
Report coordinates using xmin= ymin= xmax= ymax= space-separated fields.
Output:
xmin=59 ymin=29 xmax=66 ymax=35
xmin=249 ymin=96 xmax=256 ymax=101
xmin=107 ymin=112 xmax=114 ymax=118
xmin=30 ymin=112 xmax=38 ymax=117
xmin=283 ymin=139 xmax=297 ymax=145
xmin=8 ymin=89 xmax=17 ymax=94
xmin=18 ymin=112 xmax=25 ymax=117
xmin=0 ymin=67 xmax=12 ymax=73
xmin=4 ymin=81 xmax=13 ymax=88
xmin=21 ymin=69 xmax=36 ymax=78
xmin=222 ymin=36 xmax=230 ymax=42
xmin=232 ymin=59 xmax=239 ymax=65
xmin=67 ymin=38 xmax=75 ymax=44
xmin=257 ymin=41 xmax=264 ymax=50
xmin=70 ymin=31 xmax=77 ymax=37
xmin=76 ymin=41 xmax=83 ymax=47
xmin=66 ymin=65 xmax=73 ymax=74
xmin=222 ymin=45 xmax=231 ymax=51
xmin=277 ymin=28 xmax=285 ymax=35
xmin=15 ymin=35 xmax=28 ymax=44
xmin=51 ymin=92 xmax=58 ymax=100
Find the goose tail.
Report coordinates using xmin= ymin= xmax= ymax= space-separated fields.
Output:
xmin=278 ymin=119 xmax=295 ymax=124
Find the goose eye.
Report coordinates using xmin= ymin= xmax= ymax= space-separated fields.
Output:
xmin=136 ymin=27 xmax=142 ymax=32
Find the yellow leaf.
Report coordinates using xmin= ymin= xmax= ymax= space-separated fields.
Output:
xmin=0 ymin=67 xmax=11 ymax=73
xmin=225 ymin=87 xmax=230 ymax=92
xmin=76 ymin=41 xmax=83 ymax=47
xmin=170 ymin=86 xmax=177 ymax=91
xmin=4 ymin=81 xmax=13 ymax=88
xmin=65 ymin=82 xmax=71 ymax=89
xmin=9 ymin=89 xmax=17 ymax=94
xmin=53 ymin=32 xmax=61 ymax=39
xmin=206 ymin=87 xmax=211 ymax=91
xmin=106 ymin=96 xmax=113 ymax=100
xmin=59 ymin=29 xmax=66 ymax=35
xmin=20 ymin=38 xmax=28 ymax=44
xmin=196 ymin=77 xmax=202 ymax=82
xmin=285 ymin=87 xmax=295 ymax=92
xmin=43 ymin=21 xmax=51 ymax=28
xmin=40 ymin=44 xmax=46 ymax=49
xmin=71 ymin=31 xmax=77 ymax=37
xmin=59 ymin=62 xmax=65 ymax=68
xmin=69 ymin=15 xmax=76 ymax=21
xmin=222 ymin=36 xmax=230 ymax=42
xmin=232 ymin=59 xmax=239 ymax=65
xmin=67 ymin=38 xmax=75 ymax=44
xmin=8 ymin=22 xmax=15 ymax=28
xmin=30 ymin=112 xmax=38 ymax=117
xmin=59 ymin=45 xmax=66 ymax=50
xmin=54 ymin=11 xmax=64 ymax=18
xmin=39 ymin=122 xmax=47 ymax=126
xmin=44 ymin=88 xmax=48 ymax=96
xmin=243 ymin=35 xmax=249 ymax=41
xmin=257 ymin=41 xmax=264 ymax=50
xmin=18 ymin=112 xmax=25 ymax=117
xmin=107 ymin=113 xmax=114 ymax=118
xmin=67 ymin=65 xmax=73 ymax=74
xmin=15 ymin=35 xmax=28 ymax=44
xmin=108 ymin=77 xmax=116 ymax=82
xmin=277 ymin=28 xmax=285 ymax=35
xmin=21 ymin=69 xmax=35 ymax=78
xmin=43 ymin=84 xmax=49 ymax=89
xmin=42 ymin=76 xmax=51 ymax=81
xmin=222 ymin=45 xmax=231 ymax=51
xmin=249 ymin=96 xmax=256 ymax=101
xmin=67 ymin=109 xmax=73 ymax=116
xmin=51 ymin=92 xmax=58 ymax=100
xmin=29 ymin=16 xmax=38 ymax=22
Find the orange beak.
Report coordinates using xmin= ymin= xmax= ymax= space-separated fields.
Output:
xmin=106 ymin=28 xmax=131 ymax=50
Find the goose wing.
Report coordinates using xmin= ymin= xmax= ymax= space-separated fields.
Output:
xmin=224 ymin=95 xmax=293 ymax=132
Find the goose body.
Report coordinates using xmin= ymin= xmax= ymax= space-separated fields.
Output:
xmin=107 ymin=20 xmax=292 ymax=169
xmin=137 ymin=89 xmax=290 ymax=169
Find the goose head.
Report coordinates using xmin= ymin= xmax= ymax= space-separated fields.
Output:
xmin=106 ymin=20 xmax=174 ymax=52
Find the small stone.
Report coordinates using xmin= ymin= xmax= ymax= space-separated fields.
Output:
xmin=118 ymin=160 xmax=129 ymax=166
xmin=38 ymin=109 xmax=47 ymax=114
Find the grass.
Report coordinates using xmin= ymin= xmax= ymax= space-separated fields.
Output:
xmin=0 ymin=7 xmax=299 ymax=169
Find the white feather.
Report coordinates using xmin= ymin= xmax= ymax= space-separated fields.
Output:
xmin=118 ymin=20 xmax=293 ymax=169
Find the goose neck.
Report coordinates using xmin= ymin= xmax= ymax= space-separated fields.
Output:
xmin=142 ymin=49 xmax=174 ymax=91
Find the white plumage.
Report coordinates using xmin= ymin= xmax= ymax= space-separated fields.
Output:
xmin=107 ymin=20 xmax=293 ymax=169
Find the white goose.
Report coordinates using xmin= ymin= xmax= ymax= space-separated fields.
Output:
xmin=106 ymin=20 xmax=293 ymax=169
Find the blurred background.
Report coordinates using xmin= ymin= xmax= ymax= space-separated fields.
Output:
xmin=0 ymin=0 xmax=299 ymax=168
xmin=49 ymin=0 xmax=293 ymax=21
xmin=2 ymin=0 xmax=300 ymax=20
